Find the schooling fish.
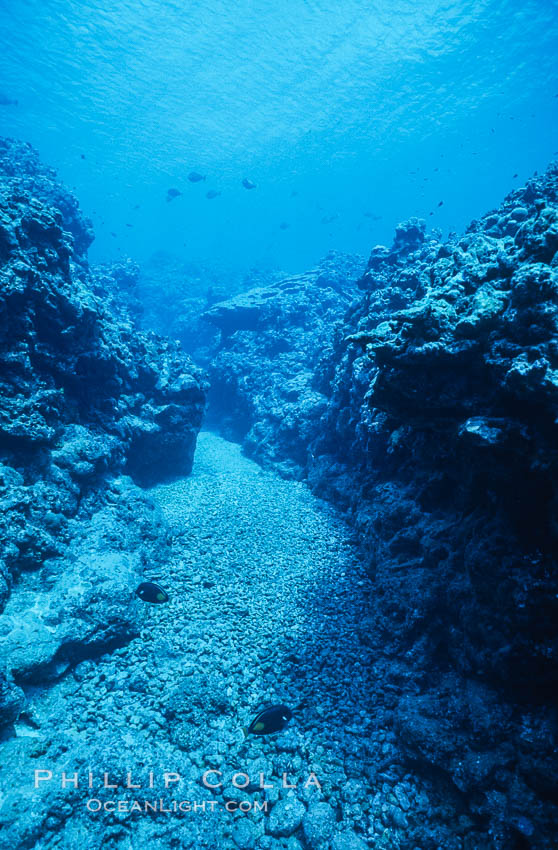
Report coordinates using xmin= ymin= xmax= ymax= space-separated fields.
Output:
xmin=206 ymin=190 xmax=221 ymax=199
xmin=242 ymin=178 xmax=257 ymax=190
xmin=135 ymin=581 xmax=169 ymax=604
xmin=166 ymin=188 xmax=182 ymax=201
xmin=188 ymin=171 xmax=206 ymax=182
xmin=243 ymin=704 xmax=293 ymax=737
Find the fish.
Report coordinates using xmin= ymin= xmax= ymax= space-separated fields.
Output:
xmin=206 ymin=190 xmax=221 ymax=199
xmin=166 ymin=188 xmax=182 ymax=201
xmin=321 ymin=214 xmax=338 ymax=225
xmin=0 ymin=94 xmax=18 ymax=106
xmin=438 ymin=200 xmax=444 ymax=207
xmin=243 ymin=703 xmax=293 ymax=737
xmin=188 ymin=171 xmax=206 ymax=182
xmin=513 ymin=173 xmax=518 ymax=178
xmin=242 ymin=178 xmax=257 ymax=190
xmin=80 ymin=153 xmax=86 ymax=160
xmin=363 ymin=212 xmax=381 ymax=221
xmin=135 ymin=581 xmax=169 ymax=604
xmin=279 ymin=221 xmax=290 ymax=230
xmin=126 ymin=223 xmax=133 ymax=227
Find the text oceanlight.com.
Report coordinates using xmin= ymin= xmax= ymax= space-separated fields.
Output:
xmin=86 ymin=798 xmax=267 ymax=814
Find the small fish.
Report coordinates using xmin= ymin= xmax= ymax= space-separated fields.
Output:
xmin=133 ymin=203 xmax=141 ymax=210
xmin=110 ymin=231 xmax=117 ymax=237
xmin=80 ymin=153 xmax=86 ymax=160
xmin=290 ymin=190 xmax=299 ymax=197
xmin=166 ymin=188 xmax=182 ymax=202
xmin=279 ymin=221 xmax=290 ymax=230
xmin=243 ymin=704 xmax=293 ymax=737
xmin=135 ymin=581 xmax=169 ymax=604
xmin=513 ymin=173 xmax=518 ymax=178
xmin=0 ymin=94 xmax=18 ymax=106
xmin=126 ymin=223 xmax=133 ymax=227
xmin=438 ymin=200 xmax=444 ymax=207
xmin=363 ymin=212 xmax=381 ymax=221
xmin=188 ymin=171 xmax=206 ymax=183
xmin=206 ymin=190 xmax=221 ymax=199
xmin=242 ymin=178 xmax=257 ymax=190
xmin=321 ymin=214 xmax=338 ymax=225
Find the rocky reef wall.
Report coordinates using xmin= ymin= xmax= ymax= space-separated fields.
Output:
xmin=306 ymin=172 xmax=558 ymax=844
xmin=0 ymin=139 xmax=206 ymax=719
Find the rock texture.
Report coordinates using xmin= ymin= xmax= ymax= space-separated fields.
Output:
xmin=202 ymin=253 xmax=364 ymax=477
xmin=0 ymin=139 xmax=206 ymax=714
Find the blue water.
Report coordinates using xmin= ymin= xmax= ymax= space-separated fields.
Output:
xmin=1 ymin=0 xmax=557 ymax=272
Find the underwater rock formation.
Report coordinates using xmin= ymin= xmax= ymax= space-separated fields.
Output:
xmin=0 ymin=138 xmax=94 ymax=263
xmin=0 ymin=139 xmax=206 ymax=703
xmin=129 ymin=252 xmax=284 ymax=363
xmin=202 ymin=252 xmax=364 ymax=477
xmin=305 ymin=170 xmax=558 ymax=846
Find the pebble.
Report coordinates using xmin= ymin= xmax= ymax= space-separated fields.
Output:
xmin=232 ymin=818 xmax=258 ymax=849
xmin=330 ymin=831 xmax=369 ymax=850
xmin=268 ymin=798 xmax=306 ymax=837
xmin=302 ymin=802 xmax=336 ymax=846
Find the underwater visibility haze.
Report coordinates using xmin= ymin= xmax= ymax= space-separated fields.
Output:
xmin=1 ymin=1 xmax=558 ymax=849
xmin=1 ymin=0 xmax=558 ymax=270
